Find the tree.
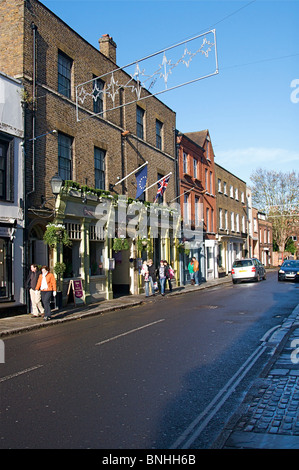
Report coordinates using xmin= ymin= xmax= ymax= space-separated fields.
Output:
xmin=250 ymin=169 xmax=299 ymax=252
xmin=285 ymin=237 xmax=296 ymax=255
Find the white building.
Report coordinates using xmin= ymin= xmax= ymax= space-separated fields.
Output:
xmin=0 ymin=72 xmax=25 ymax=308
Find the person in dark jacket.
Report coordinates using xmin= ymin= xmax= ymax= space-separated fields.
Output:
xmin=25 ymin=264 xmax=45 ymax=317
xmin=147 ymin=259 xmax=157 ymax=296
xmin=163 ymin=260 xmax=173 ymax=292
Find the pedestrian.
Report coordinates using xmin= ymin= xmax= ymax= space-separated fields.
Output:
xmin=25 ymin=264 xmax=45 ymax=317
xmin=35 ymin=265 xmax=57 ymax=321
xmin=188 ymin=259 xmax=195 ymax=285
xmin=158 ymin=260 xmax=167 ymax=296
xmin=147 ymin=259 xmax=157 ymax=295
xmin=141 ymin=261 xmax=150 ymax=297
xmin=163 ymin=260 xmax=173 ymax=292
xmin=192 ymin=256 xmax=200 ymax=286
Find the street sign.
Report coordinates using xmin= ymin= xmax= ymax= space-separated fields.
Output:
xmin=67 ymin=279 xmax=85 ymax=305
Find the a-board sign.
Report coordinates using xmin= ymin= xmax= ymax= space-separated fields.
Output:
xmin=67 ymin=279 xmax=85 ymax=305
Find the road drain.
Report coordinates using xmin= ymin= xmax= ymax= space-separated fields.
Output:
xmin=196 ymin=305 xmax=219 ymax=309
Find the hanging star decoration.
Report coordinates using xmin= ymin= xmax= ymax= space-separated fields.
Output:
xmin=76 ymin=31 xmax=217 ymax=120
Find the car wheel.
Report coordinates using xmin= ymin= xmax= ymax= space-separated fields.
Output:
xmin=233 ymin=279 xmax=238 ymax=284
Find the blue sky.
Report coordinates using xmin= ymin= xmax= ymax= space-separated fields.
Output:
xmin=41 ymin=0 xmax=299 ymax=184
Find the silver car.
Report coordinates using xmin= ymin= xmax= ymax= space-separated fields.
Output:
xmin=232 ymin=258 xmax=266 ymax=284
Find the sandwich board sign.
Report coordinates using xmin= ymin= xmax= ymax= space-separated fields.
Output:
xmin=67 ymin=279 xmax=85 ymax=305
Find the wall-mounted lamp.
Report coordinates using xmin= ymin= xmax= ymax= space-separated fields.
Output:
xmin=50 ymin=173 xmax=63 ymax=197
xmin=41 ymin=173 xmax=63 ymax=209
xmin=21 ymin=129 xmax=57 ymax=145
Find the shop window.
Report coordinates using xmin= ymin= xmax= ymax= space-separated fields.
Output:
xmin=90 ymin=241 xmax=104 ymax=275
xmin=63 ymin=243 xmax=80 ymax=278
xmin=0 ymin=135 xmax=14 ymax=201
xmin=89 ymin=224 xmax=105 ymax=275
xmin=0 ymin=142 xmax=7 ymax=200
xmin=63 ymin=223 xmax=82 ymax=278
xmin=0 ymin=238 xmax=7 ymax=298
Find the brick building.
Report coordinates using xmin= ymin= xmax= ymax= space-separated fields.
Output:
xmin=251 ymin=207 xmax=260 ymax=259
xmin=176 ymin=130 xmax=217 ymax=282
xmin=0 ymin=0 xmax=178 ymax=304
xmin=251 ymin=208 xmax=273 ymax=266
xmin=215 ymin=163 xmax=248 ymax=275
xmin=257 ymin=211 xmax=273 ymax=266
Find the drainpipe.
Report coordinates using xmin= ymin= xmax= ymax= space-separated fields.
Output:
xmin=30 ymin=22 xmax=37 ymax=195
xmin=119 ymin=88 xmax=126 ymax=194
xmin=21 ymin=97 xmax=30 ymax=311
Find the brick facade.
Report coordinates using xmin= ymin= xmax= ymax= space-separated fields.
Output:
xmin=177 ymin=130 xmax=217 ymax=281
xmin=215 ymin=163 xmax=248 ymax=274
xmin=0 ymin=0 xmax=177 ymax=303
xmin=0 ymin=0 xmax=176 ymax=204
xmin=257 ymin=211 xmax=273 ymax=266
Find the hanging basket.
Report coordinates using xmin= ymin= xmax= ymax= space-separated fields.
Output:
xmin=136 ymin=237 xmax=152 ymax=252
xmin=112 ymin=238 xmax=130 ymax=253
xmin=43 ymin=223 xmax=72 ymax=248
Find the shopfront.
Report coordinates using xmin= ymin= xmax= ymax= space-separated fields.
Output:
xmin=0 ymin=232 xmax=12 ymax=301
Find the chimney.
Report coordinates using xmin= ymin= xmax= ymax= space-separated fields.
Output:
xmin=99 ymin=34 xmax=117 ymax=63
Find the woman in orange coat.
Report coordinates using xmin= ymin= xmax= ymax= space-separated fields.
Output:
xmin=35 ymin=265 xmax=57 ymax=321
xmin=192 ymin=257 xmax=200 ymax=286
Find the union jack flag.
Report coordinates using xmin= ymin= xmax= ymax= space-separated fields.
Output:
xmin=154 ymin=175 xmax=171 ymax=203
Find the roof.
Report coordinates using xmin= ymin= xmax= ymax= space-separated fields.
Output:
xmin=184 ymin=130 xmax=209 ymax=147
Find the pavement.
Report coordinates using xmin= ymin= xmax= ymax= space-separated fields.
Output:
xmin=214 ymin=302 xmax=299 ymax=449
xmin=1 ymin=274 xmax=299 ymax=449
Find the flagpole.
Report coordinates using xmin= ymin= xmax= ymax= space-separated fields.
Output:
xmin=169 ymin=186 xmax=194 ymax=203
xmin=145 ymin=172 xmax=172 ymax=191
xmin=114 ymin=161 xmax=148 ymax=186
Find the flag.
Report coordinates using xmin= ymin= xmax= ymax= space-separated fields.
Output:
xmin=135 ymin=164 xmax=148 ymax=199
xmin=154 ymin=174 xmax=171 ymax=203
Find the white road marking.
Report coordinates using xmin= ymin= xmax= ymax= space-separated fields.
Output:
xmin=0 ymin=365 xmax=43 ymax=383
xmin=95 ymin=319 xmax=165 ymax=346
xmin=170 ymin=342 xmax=267 ymax=449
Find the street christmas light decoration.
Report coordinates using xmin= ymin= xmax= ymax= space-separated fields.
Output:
xmin=76 ymin=30 xmax=218 ymax=121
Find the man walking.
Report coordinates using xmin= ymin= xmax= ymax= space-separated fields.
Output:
xmin=25 ymin=264 xmax=45 ymax=317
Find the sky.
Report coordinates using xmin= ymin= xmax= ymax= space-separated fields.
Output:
xmin=40 ymin=0 xmax=299 ymax=184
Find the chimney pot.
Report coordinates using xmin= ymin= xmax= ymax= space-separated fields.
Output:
xmin=99 ymin=34 xmax=117 ymax=63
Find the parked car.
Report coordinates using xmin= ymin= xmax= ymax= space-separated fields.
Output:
xmin=232 ymin=258 xmax=266 ymax=284
xmin=278 ymin=260 xmax=299 ymax=282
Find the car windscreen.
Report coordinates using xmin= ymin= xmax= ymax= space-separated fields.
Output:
xmin=233 ymin=260 xmax=253 ymax=267
xmin=282 ymin=261 xmax=299 ymax=268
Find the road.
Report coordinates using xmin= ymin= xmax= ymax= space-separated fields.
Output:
xmin=0 ymin=271 xmax=299 ymax=449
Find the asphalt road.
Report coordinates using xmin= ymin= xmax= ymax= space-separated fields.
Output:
xmin=1 ymin=271 xmax=299 ymax=449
